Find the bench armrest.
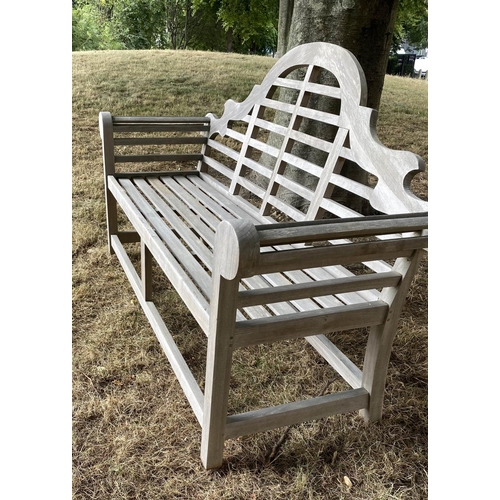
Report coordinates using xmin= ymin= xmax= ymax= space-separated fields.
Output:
xmin=214 ymin=213 xmax=427 ymax=282
xmin=254 ymin=213 xmax=427 ymax=276
xmin=99 ymin=111 xmax=210 ymax=176
xmin=255 ymin=212 xmax=428 ymax=246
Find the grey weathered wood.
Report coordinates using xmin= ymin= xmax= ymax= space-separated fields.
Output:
xmin=107 ymin=176 xmax=210 ymax=334
xmin=99 ymin=112 xmax=118 ymax=253
xmin=201 ymin=220 xmax=260 ymax=469
xmin=233 ymin=301 xmax=388 ymax=348
xmin=115 ymin=170 xmax=200 ymax=179
xmin=360 ymin=251 xmax=425 ymax=422
xmin=237 ymin=271 xmax=401 ymax=307
xmin=141 ymin=240 xmax=153 ymax=301
xmin=112 ymin=116 xmax=210 ymax=124
xmin=111 ymin=235 xmax=204 ymax=424
xmin=114 ymin=136 xmax=208 ymax=146
xmin=256 ymin=235 xmax=427 ymax=276
xmin=225 ymin=388 xmax=369 ymax=439
xmin=115 ymin=153 xmax=203 ymax=163
xmin=99 ymin=41 xmax=428 ymax=470
xmin=256 ymin=213 xmax=428 ymax=246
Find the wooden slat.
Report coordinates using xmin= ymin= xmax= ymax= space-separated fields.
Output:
xmin=134 ymin=178 xmax=213 ymax=269
xmin=198 ymin=172 xmax=276 ymax=225
xmin=306 ymin=128 xmax=349 ymax=219
xmin=119 ymin=178 xmax=213 ymax=297
xmin=206 ymin=139 xmax=241 ymax=162
xmin=224 ymin=388 xmax=369 ymax=439
xmin=305 ymin=336 xmax=362 ymax=389
xmin=188 ymin=175 xmax=266 ymax=224
xmin=282 ymin=152 xmax=323 ymax=177
xmin=241 ymin=270 xmax=362 ymax=387
xmin=248 ymin=137 xmax=280 ymax=158
xmin=201 ymin=154 xmax=235 ymax=181
xmin=241 ymin=156 xmax=273 ymax=180
xmin=275 ymin=174 xmax=315 ymax=202
xmin=251 ymin=117 xmax=288 ymax=137
xmin=233 ymin=301 xmax=388 ymax=348
xmin=240 ymin=275 xmax=293 ymax=317
xmin=224 ymin=127 xmax=246 ymax=143
xmin=262 ymin=97 xmax=295 ymax=114
xmin=237 ymin=271 xmax=400 ymax=307
xmin=115 ymin=170 xmax=200 ymax=179
xmin=107 ymin=177 xmax=210 ymax=334
xmin=115 ymin=153 xmax=203 ymax=163
xmin=234 ymin=175 xmax=267 ymax=201
xmin=319 ymin=198 xmax=362 ymax=218
xmin=299 ymin=263 xmax=378 ymax=304
xmin=298 ymin=106 xmax=340 ymax=126
xmin=274 ymin=77 xmax=342 ymax=99
xmin=229 ymin=104 xmax=262 ymax=195
xmin=257 ymin=214 xmax=428 ymax=246
xmin=256 ymin=237 xmax=427 ymax=275
xmin=114 ymin=136 xmax=207 ymax=146
xmin=176 ymin=176 xmax=240 ymax=222
xmin=151 ymin=177 xmax=217 ymax=247
xmin=113 ymin=116 xmax=210 ymax=123
xmin=114 ymin=124 xmax=209 ymax=132
xmin=329 ymin=172 xmax=373 ymax=198
xmin=289 ymin=128 xmax=333 ymax=153
xmin=109 ymin=235 xmax=205 ymax=425
xmin=266 ymin=195 xmax=306 ymax=221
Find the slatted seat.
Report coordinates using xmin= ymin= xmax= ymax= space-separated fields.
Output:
xmin=99 ymin=42 xmax=428 ymax=469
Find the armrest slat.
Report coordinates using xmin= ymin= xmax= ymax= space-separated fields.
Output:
xmin=237 ymin=271 xmax=401 ymax=307
xmin=256 ymin=236 xmax=427 ymax=275
xmin=257 ymin=213 xmax=428 ymax=246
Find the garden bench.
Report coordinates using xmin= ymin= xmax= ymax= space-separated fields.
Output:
xmin=99 ymin=42 xmax=428 ymax=469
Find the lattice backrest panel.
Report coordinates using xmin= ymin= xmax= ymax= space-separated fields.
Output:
xmin=201 ymin=42 xmax=427 ymax=222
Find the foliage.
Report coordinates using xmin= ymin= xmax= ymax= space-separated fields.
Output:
xmin=111 ymin=0 xmax=168 ymax=49
xmin=72 ymin=3 xmax=122 ymax=50
xmin=393 ymin=0 xmax=428 ymax=51
xmin=72 ymin=0 xmax=278 ymax=53
xmin=193 ymin=0 xmax=279 ymax=54
xmin=72 ymin=0 xmax=425 ymax=55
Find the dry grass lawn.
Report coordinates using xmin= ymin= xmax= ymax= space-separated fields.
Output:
xmin=72 ymin=49 xmax=428 ymax=499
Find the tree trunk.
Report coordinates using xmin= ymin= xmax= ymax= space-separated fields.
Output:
xmin=226 ymin=27 xmax=234 ymax=52
xmin=261 ymin=0 xmax=399 ymax=215
xmin=278 ymin=0 xmax=398 ymax=111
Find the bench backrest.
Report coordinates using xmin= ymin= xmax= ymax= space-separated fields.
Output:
xmin=200 ymin=42 xmax=427 ymax=222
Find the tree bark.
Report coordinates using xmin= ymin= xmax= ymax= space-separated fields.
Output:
xmin=262 ymin=0 xmax=399 ymax=215
xmin=278 ymin=0 xmax=398 ymax=111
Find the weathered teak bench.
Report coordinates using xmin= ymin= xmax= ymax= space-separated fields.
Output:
xmin=99 ymin=42 xmax=428 ymax=469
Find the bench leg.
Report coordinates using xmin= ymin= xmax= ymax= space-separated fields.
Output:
xmin=360 ymin=322 xmax=398 ymax=422
xmin=141 ymin=240 xmax=153 ymax=301
xmin=360 ymin=251 xmax=424 ymax=422
xmin=104 ymin=189 xmax=118 ymax=255
xmin=201 ymin=275 xmax=238 ymax=469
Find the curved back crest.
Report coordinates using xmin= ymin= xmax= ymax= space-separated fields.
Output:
xmin=202 ymin=42 xmax=427 ymax=220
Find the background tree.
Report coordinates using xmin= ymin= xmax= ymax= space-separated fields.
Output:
xmin=278 ymin=0 xmax=400 ymax=111
xmin=111 ymin=0 xmax=168 ymax=49
xmin=72 ymin=0 xmax=123 ymax=50
xmin=392 ymin=0 xmax=428 ymax=52
xmin=193 ymin=0 xmax=279 ymax=53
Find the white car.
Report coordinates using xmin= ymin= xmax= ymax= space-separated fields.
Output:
xmin=414 ymin=57 xmax=428 ymax=77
